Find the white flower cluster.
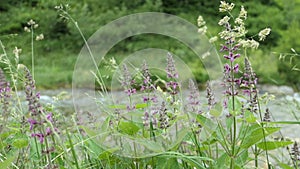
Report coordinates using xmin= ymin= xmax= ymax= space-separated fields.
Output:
xmin=219 ymin=1 xmax=235 ymax=12
xmin=239 ymin=39 xmax=259 ymax=49
xmin=24 ymin=19 xmax=38 ymax=32
xmin=197 ymin=15 xmax=207 ymax=35
xmin=258 ymin=28 xmax=271 ymax=41
xmin=36 ymin=34 xmax=44 ymax=41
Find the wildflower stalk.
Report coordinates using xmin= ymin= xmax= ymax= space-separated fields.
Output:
xmin=30 ymin=25 xmax=34 ymax=79
xmin=56 ymin=5 xmax=108 ymax=95
xmin=67 ymin=131 xmax=80 ymax=169
xmin=0 ymin=40 xmax=23 ymax=112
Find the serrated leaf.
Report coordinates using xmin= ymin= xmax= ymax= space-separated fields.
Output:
xmin=256 ymin=141 xmax=293 ymax=150
xmin=118 ymin=120 xmax=140 ymax=136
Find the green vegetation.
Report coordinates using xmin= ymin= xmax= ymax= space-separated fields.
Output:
xmin=1 ymin=1 xmax=300 ymax=168
xmin=0 ymin=0 xmax=300 ymax=89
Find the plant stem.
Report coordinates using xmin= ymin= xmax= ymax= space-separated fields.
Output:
xmin=67 ymin=131 xmax=80 ymax=169
xmin=31 ymin=26 xmax=34 ymax=79
xmin=230 ymin=60 xmax=237 ymax=169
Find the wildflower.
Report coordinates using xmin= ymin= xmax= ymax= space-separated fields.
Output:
xmin=219 ymin=1 xmax=235 ymax=12
xmin=140 ymin=60 xmax=152 ymax=91
xmin=46 ymin=112 xmax=53 ymax=122
xmin=224 ymin=52 xmax=241 ymax=62
xmin=27 ymin=19 xmax=36 ymax=26
xmin=24 ymin=26 xmax=30 ymax=32
xmin=241 ymin=58 xmax=257 ymax=93
xmin=238 ymin=6 xmax=247 ymax=20
xmin=234 ymin=18 xmax=244 ymax=25
xmin=54 ymin=4 xmax=63 ymax=10
xmin=209 ymin=36 xmax=218 ymax=43
xmin=166 ymin=53 xmax=178 ymax=79
xmin=31 ymin=133 xmax=44 ymax=143
xmin=36 ymin=34 xmax=44 ymax=41
xmin=198 ymin=26 xmax=207 ymax=35
xmin=158 ymin=102 xmax=169 ymax=130
xmin=239 ymin=39 xmax=259 ymax=49
xmin=24 ymin=67 xmax=41 ymax=115
xmin=186 ymin=79 xmax=202 ymax=114
xmin=291 ymin=142 xmax=300 ymax=161
xmin=142 ymin=109 xmax=158 ymax=128
xmin=201 ymin=51 xmax=211 ymax=59
xmin=13 ymin=47 xmax=22 ymax=58
xmin=263 ymin=108 xmax=271 ymax=122
xmin=206 ymin=81 xmax=216 ymax=110
xmin=0 ymin=68 xmax=10 ymax=118
xmin=120 ymin=64 xmax=136 ymax=96
xmin=28 ymin=118 xmax=38 ymax=130
xmin=218 ymin=16 xmax=230 ymax=26
xmin=258 ymin=28 xmax=271 ymax=41
xmin=197 ymin=15 xmax=206 ymax=27
xmin=46 ymin=127 xmax=52 ymax=136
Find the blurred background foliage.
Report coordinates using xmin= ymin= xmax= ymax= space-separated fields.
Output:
xmin=0 ymin=0 xmax=299 ymax=89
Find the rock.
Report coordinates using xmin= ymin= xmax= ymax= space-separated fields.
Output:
xmin=260 ymin=85 xmax=294 ymax=95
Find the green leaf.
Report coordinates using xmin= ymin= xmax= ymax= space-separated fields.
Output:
xmin=108 ymin=104 xmax=126 ymax=109
xmin=196 ymin=114 xmax=217 ymax=133
xmin=209 ymin=109 xmax=221 ymax=117
xmin=118 ymin=120 xmax=140 ymax=136
xmin=278 ymin=163 xmax=293 ymax=169
xmin=12 ymin=138 xmax=28 ymax=149
xmin=135 ymin=139 xmax=164 ymax=153
xmin=236 ymin=150 xmax=248 ymax=166
xmin=108 ymin=103 xmax=147 ymax=109
xmin=215 ymin=153 xmax=230 ymax=168
xmin=158 ymin=151 xmax=212 ymax=169
xmin=228 ymin=97 xmax=242 ymax=115
xmin=169 ymin=128 xmax=189 ymax=150
xmin=256 ymin=141 xmax=293 ymax=150
xmin=157 ymin=157 xmax=180 ymax=169
xmin=244 ymin=110 xmax=256 ymax=123
xmin=135 ymin=103 xmax=148 ymax=109
xmin=80 ymin=126 xmax=98 ymax=137
xmin=98 ymin=147 xmax=120 ymax=159
xmin=0 ymin=155 xmax=16 ymax=169
xmin=241 ymin=125 xmax=280 ymax=148
xmin=269 ymin=121 xmax=300 ymax=125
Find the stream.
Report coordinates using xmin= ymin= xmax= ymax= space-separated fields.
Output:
xmin=33 ymin=85 xmax=300 ymax=140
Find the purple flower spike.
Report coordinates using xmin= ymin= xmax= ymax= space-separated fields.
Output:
xmin=32 ymin=133 xmax=45 ymax=143
xmin=46 ymin=112 xmax=53 ymax=122
xmin=28 ymin=118 xmax=38 ymax=130
xmin=224 ymin=64 xmax=231 ymax=73
xmin=166 ymin=52 xmax=178 ymax=79
xmin=220 ymin=45 xmax=229 ymax=52
xmin=46 ymin=127 xmax=52 ymax=136
xmin=233 ymin=64 xmax=239 ymax=73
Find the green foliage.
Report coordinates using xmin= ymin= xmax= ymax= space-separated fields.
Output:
xmin=0 ymin=0 xmax=299 ymax=88
xmin=0 ymin=1 xmax=300 ymax=169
